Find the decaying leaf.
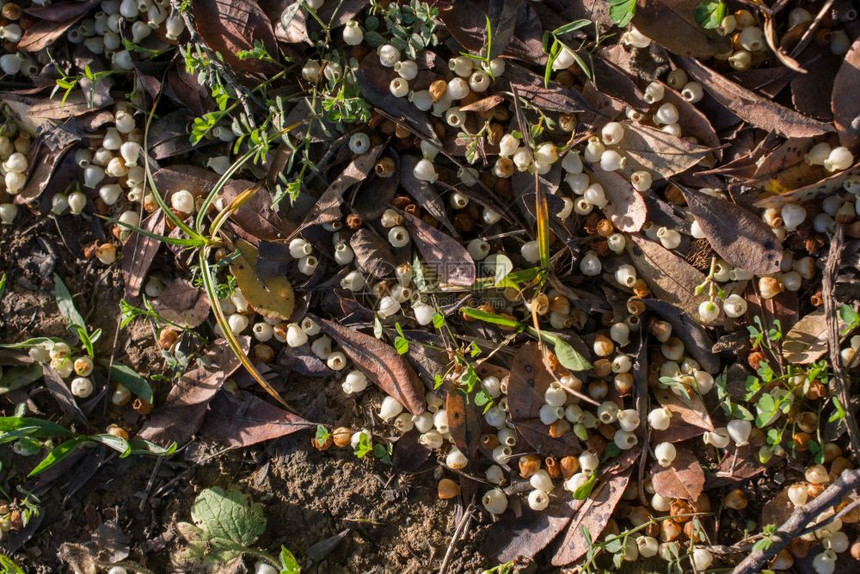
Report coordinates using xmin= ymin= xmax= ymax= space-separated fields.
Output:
xmin=230 ymin=239 xmax=295 ymax=321
xmin=401 ymin=212 xmax=475 ymax=287
xmin=632 ymin=0 xmax=731 ymax=58
xmin=679 ymin=57 xmax=833 ymax=138
xmin=446 ymin=390 xmax=481 ymax=461
xmin=832 ymin=38 xmax=860 ymax=151
xmin=620 ymin=121 xmax=710 ymax=179
xmin=552 ymin=467 xmax=633 ymax=566
xmin=651 ymin=445 xmax=705 ymax=501
xmin=680 ymin=186 xmax=782 ymax=276
xmin=782 ymin=309 xmax=845 ymax=364
xmin=350 ymin=228 xmax=398 ymax=279
xmin=587 ymin=169 xmax=647 ymax=232
xmin=483 ymin=495 xmax=581 ymax=563
xmin=150 ymin=279 xmax=211 ymax=328
xmin=137 ymin=338 xmax=248 ymax=446
xmin=316 ymin=317 xmax=426 ymax=415
xmin=121 ymin=211 xmax=165 ymax=298
xmin=199 ymin=390 xmax=313 ymax=447
xmin=190 ymin=0 xmax=280 ymax=75
xmin=626 ymin=235 xmax=708 ymax=319
xmin=652 ymin=387 xmax=714 ymax=438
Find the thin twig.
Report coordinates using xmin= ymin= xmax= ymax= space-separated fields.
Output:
xmin=730 ymin=468 xmax=860 ymax=574
xmin=823 ymin=225 xmax=860 ymax=460
xmin=438 ymin=502 xmax=473 ymax=574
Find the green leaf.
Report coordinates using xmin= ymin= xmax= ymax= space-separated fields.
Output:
xmin=0 ymin=273 xmax=6 ymax=298
xmin=280 ymin=546 xmax=301 ymax=574
xmin=694 ymin=0 xmax=726 ymax=29
xmin=354 ymin=432 xmax=372 ymax=458
xmin=432 ymin=312 xmax=445 ymax=329
xmin=0 ymin=364 xmax=44 ymax=395
xmin=608 ymin=0 xmax=637 ymax=27
xmin=527 ymin=329 xmax=592 ymax=371
xmin=128 ymin=437 xmax=177 ymax=456
xmin=461 ymin=307 xmax=521 ymax=328
xmin=394 ymin=323 xmax=409 ymax=355
xmin=373 ymin=442 xmax=392 ymax=465
xmin=0 ymin=553 xmax=26 ymax=574
xmin=90 ymin=433 xmax=132 ymax=457
xmin=573 ymin=473 xmax=596 ymax=500
xmin=553 ymin=19 xmax=593 ymax=36
xmin=487 ymin=254 xmax=514 ymax=286
xmin=0 ymin=416 xmax=73 ymax=438
xmin=755 ymin=393 xmax=778 ymax=428
xmin=104 ymin=362 xmax=154 ymax=403
xmin=54 ymin=274 xmax=86 ymax=330
xmin=316 ymin=425 xmax=331 ymax=442
xmin=29 ymin=436 xmax=91 ymax=476
xmin=191 ymin=487 xmax=266 ymax=547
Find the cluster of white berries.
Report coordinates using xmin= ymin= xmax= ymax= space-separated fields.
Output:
xmin=67 ymin=0 xmax=185 ymax=69
xmin=26 ymin=340 xmax=130 ymax=405
xmin=0 ymin=122 xmax=31 ymax=225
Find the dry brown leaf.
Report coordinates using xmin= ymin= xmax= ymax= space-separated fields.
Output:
xmin=392 ymin=430 xmax=433 ymax=474
xmin=653 ymin=387 xmax=714 ymax=434
xmin=317 ymin=317 xmax=426 ymax=415
xmin=439 ymin=0 xmax=525 ymax=59
xmin=551 ymin=467 xmax=633 ymax=566
xmin=483 ymin=495 xmax=581 ymax=563
xmin=297 ymin=144 xmax=383 ymax=232
xmin=587 ymin=169 xmax=647 ymax=232
xmin=626 ymin=235 xmax=708 ymax=319
xmin=706 ymin=445 xmax=770 ymax=488
xmin=507 ymin=342 xmax=556 ymax=422
xmin=620 ymin=121 xmax=710 ymax=179
xmin=515 ymin=419 xmax=583 ymax=458
xmin=230 ymin=239 xmax=295 ymax=321
xmin=221 ymin=180 xmax=294 ymax=242
xmin=679 ymin=57 xmax=833 ymax=138
xmin=137 ymin=338 xmax=248 ymax=446
xmin=150 ymin=279 xmax=211 ymax=328
xmin=401 ymin=212 xmax=475 ymax=287
xmin=782 ymin=309 xmax=846 ymax=364
xmin=199 ymin=390 xmax=313 ymax=447
xmin=446 ymin=390 xmax=481 ymax=461
xmin=191 ymin=0 xmax=280 ymax=74
xmin=680 ymin=186 xmax=783 ymax=276
xmin=121 ymin=211 xmax=165 ymax=298
xmin=502 ymin=62 xmax=590 ymax=115
xmin=350 ymin=228 xmax=398 ymax=279
xmin=832 ymin=38 xmax=860 ymax=151
xmin=398 ymin=155 xmax=456 ymax=235
xmin=632 ymin=0 xmax=731 ymax=58
xmin=753 ymin=165 xmax=860 ymax=209
xmin=790 ymin=50 xmax=840 ymax=121
xmin=651 ymin=445 xmax=705 ymax=501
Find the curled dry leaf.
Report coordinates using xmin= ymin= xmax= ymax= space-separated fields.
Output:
xmin=587 ymin=169 xmax=647 ymax=232
xmin=651 ymin=444 xmax=705 ymax=501
xmin=199 ymin=390 xmax=313 ymax=448
xmin=680 ymin=186 xmax=782 ymax=276
xmin=316 ymin=317 xmax=426 ymax=415
xmin=230 ymin=239 xmax=295 ymax=321
xmin=679 ymin=57 xmax=833 ymax=138
xmin=626 ymin=235 xmax=708 ymax=319
xmin=620 ymin=121 xmax=710 ymax=179
xmin=551 ymin=467 xmax=633 ymax=566
xmin=350 ymin=228 xmax=398 ymax=279
xmin=150 ymin=278 xmax=211 ymax=328
xmin=138 ymin=338 xmax=248 ymax=447
xmin=401 ymin=212 xmax=476 ymax=287
xmin=121 ymin=211 xmax=165 ymax=298
xmin=782 ymin=309 xmax=846 ymax=364
xmin=483 ymin=494 xmax=581 ymax=563
xmin=832 ymin=38 xmax=860 ymax=151
xmin=190 ymin=0 xmax=280 ymax=75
